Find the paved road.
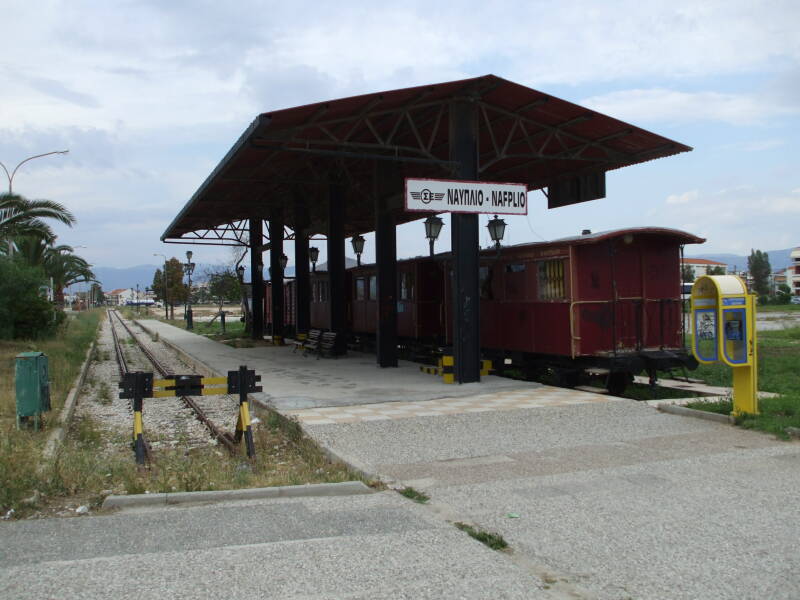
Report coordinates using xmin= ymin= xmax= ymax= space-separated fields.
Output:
xmin=0 ymin=493 xmax=548 ymax=599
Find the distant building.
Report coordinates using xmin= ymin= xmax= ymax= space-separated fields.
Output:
xmin=681 ymin=258 xmax=728 ymax=278
xmin=791 ymin=247 xmax=800 ymax=297
xmin=106 ymin=288 xmax=135 ymax=306
xmin=771 ymin=269 xmax=789 ymax=294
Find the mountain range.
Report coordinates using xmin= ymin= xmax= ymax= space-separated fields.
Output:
xmin=687 ymin=248 xmax=794 ymax=272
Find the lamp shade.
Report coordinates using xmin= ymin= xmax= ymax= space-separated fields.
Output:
xmin=280 ymin=253 xmax=288 ymax=270
xmin=487 ymin=215 xmax=506 ymax=245
xmin=309 ymin=246 xmax=319 ymax=264
xmin=236 ymin=265 xmax=245 ymax=280
xmin=186 ymin=250 xmax=193 ymax=261
xmin=351 ymin=234 xmax=365 ymax=256
xmin=424 ymin=215 xmax=444 ymax=241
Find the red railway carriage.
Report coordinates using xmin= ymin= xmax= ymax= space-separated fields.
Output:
xmin=458 ymin=227 xmax=703 ymax=385
xmin=271 ymin=227 xmax=702 ymax=391
xmin=349 ymin=257 xmax=445 ymax=341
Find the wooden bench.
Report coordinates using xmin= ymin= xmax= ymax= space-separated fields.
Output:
xmin=294 ymin=329 xmax=321 ymax=355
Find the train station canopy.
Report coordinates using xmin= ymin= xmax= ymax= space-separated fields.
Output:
xmin=162 ymin=74 xmax=691 ymax=245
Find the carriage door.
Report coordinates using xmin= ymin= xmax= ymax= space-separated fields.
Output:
xmin=611 ymin=237 xmax=644 ymax=351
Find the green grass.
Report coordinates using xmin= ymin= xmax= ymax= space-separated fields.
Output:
xmin=685 ymin=325 xmax=800 ymax=439
xmin=756 ymin=304 xmax=800 ymax=313
xmin=399 ymin=486 xmax=430 ymax=503
xmin=454 ymin=522 xmax=509 ymax=551
xmin=1 ymin=310 xmax=101 ymax=424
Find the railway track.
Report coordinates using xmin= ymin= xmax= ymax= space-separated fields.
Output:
xmin=107 ymin=309 xmax=239 ymax=463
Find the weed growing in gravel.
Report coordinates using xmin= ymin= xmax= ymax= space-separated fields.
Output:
xmin=399 ymin=487 xmax=430 ymax=503
xmin=96 ymin=382 xmax=113 ymax=405
xmin=454 ymin=522 xmax=509 ymax=551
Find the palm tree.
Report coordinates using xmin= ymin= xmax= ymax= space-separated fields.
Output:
xmin=0 ymin=193 xmax=76 ymax=256
xmin=13 ymin=237 xmax=95 ymax=304
xmin=44 ymin=248 xmax=96 ymax=305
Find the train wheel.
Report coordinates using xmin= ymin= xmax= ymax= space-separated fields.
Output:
xmin=606 ymin=372 xmax=632 ymax=396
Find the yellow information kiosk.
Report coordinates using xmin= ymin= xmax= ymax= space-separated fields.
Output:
xmin=690 ymin=275 xmax=758 ymax=415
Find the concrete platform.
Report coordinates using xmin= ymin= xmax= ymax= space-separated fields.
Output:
xmin=136 ymin=319 xmax=543 ymax=410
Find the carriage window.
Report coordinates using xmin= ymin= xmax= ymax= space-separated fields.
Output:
xmin=355 ymin=277 xmax=366 ymax=300
xmin=368 ymin=275 xmax=377 ymax=300
xmin=537 ymin=259 xmax=566 ymax=300
xmin=400 ymin=272 xmax=415 ymax=300
xmin=506 ymin=263 xmax=526 ymax=273
xmin=479 ymin=266 xmax=494 ymax=300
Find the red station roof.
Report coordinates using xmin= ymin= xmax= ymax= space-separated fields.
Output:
xmin=162 ymin=75 xmax=692 ymax=244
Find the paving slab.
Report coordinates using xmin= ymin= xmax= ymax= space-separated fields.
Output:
xmin=0 ymin=492 xmax=547 ymax=599
xmin=301 ymin=401 xmax=800 ymax=599
xmin=136 ymin=319 xmax=541 ymax=410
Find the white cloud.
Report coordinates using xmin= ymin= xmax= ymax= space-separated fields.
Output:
xmin=581 ymin=88 xmax=798 ymax=125
xmin=2 ymin=1 xmax=799 ymax=266
xmin=666 ymin=190 xmax=698 ymax=205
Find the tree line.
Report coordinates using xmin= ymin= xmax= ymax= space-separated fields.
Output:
xmin=0 ymin=193 xmax=95 ymax=339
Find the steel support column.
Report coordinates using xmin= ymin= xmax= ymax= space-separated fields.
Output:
xmin=269 ymin=210 xmax=284 ymax=344
xmin=294 ymin=197 xmax=310 ymax=339
xmin=249 ymin=217 xmax=264 ymax=340
xmin=374 ymin=162 xmax=398 ymax=368
xmin=450 ymin=100 xmax=481 ymax=383
xmin=328 ymin=184 xmax=347 ymax=354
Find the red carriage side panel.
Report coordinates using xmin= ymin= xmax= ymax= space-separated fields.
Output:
xmin=641 ymin=236 xmax=683 ymax=349
xmin=415 ymin=258 xmax=446 ymax=340
xmin=351 ymin=267 xmax=377 ymax=334
xmin=310 ymin=272 xmax=331 ymax=330
xmin=573 ymin=242 xmax=614 ymax=356
xmin=397 ymin=262 xmax=417 ymax=338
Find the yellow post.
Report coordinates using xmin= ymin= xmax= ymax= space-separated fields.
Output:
xmin=133 ymin=411 xmax=143 ymax=439
xmin=731 ymin=294 xmax=758 ymax=416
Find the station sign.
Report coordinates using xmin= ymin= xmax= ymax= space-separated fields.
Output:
xmin=405 ymin=177 xmax=528 ymax=215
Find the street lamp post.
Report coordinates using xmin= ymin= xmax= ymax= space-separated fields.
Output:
xmin=351 ymin=235 xmax=365 ymax=267
xmin=424 ymin=216 xmax=444 ymax=257
xmin=309 ymin=246 xmax=319 ymax=272
xmin=0 ymin=150 xmax=69 ymax=255
xmin=154 ymin=253 xmax=169 ymax=319
xmin=486 ymin=215 xmax=507 ymax=249
xmin=184 ymin=250 xmax=195 ymax=330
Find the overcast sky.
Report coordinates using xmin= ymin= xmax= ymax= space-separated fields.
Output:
xmin=2 ymin=0 xmax=798 ymax=275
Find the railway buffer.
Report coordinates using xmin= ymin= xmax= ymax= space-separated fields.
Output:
xmin=119 ymin=366 xmax=262 ymax=464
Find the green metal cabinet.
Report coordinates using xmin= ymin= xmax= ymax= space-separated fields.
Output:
xmin=15 ymin=352 xmax=51 ymax=429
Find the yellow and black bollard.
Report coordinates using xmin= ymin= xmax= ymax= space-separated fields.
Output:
xmin=119 ymin=371 xmax=153 ymax=465
xmin=228 ymin=365 xmax=262 ymax=459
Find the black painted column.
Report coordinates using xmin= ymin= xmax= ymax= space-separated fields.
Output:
xmin=450 ymin=100 xmax=481 ymax=383
xmin=374 ymin=162 xmax=398 ymax=367
xmin=249 ymin=217 xmax=264 ymax=340
xmin=294 ymin=195 xmax=310 ymax=339
xmin=327 ymin=184 xmax=346 ymax=353
xmin=269 ymin=209 xmax=284 ymax=344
